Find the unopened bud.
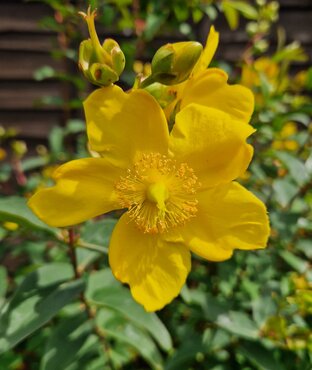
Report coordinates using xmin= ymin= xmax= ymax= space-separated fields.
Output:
xmin=78 ymin=7 xmax=125 ymax=86
xmin=11 ymin=140 xmax=27 ymax=157
xmin=144 ymin=83 xmax=176 ymax=108
xmin=144 ymin=41 xmax=203 ymax=86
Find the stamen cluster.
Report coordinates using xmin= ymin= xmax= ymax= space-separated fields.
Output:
xmin=115 ymin=153 xmax=200 ymax=233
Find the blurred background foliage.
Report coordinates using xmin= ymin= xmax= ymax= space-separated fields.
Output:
xmin=0 ymin=0 xmax=311 ymax=369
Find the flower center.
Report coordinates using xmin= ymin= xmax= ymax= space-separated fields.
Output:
xmin=115 ymin=152 xmax=199 ymax=234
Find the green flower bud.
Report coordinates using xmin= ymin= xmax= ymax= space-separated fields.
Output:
xmin=144 ymin=82 xmax=176 ymax=108
xmin=143 ymin=41 xmax=203 ymax=87
xmin=78 ymin=8 xmax=125 ymax=86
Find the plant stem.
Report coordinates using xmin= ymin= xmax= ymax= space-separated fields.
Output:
xmin=67 ymin=227 xmax=115 ymax=369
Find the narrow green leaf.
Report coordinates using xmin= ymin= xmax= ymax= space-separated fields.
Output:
xmin=279 ymin=250 xmax=309 ymax=273
xmin=222 ymin=1 xmax=239 ymax=30
xmin=228 ymin=1 xmax=258 ymax=19
xmin=0 ymin=266 xmax=8 ymax=299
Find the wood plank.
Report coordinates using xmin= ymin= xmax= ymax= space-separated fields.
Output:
xmin=0 ymin=110 xmax=64 ymax=138
xmin=0 ymin=50 xmax=64 ymax=80
xmin=0 ymin=81 xmax=64 ymax=110
xmin=0 ymin=33 xmax=56 ymax=52
xmin=200 ymin=10 xmax=312 ymax=46
xmin=279 ymin=0 xmax=312 ymax=7
xmin=0 ymin=3 xmax=53 ymax=33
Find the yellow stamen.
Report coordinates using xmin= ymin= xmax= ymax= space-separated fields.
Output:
xmin=115 ymin=152 xmax=199 ymax=234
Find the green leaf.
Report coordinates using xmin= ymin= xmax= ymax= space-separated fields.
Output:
xmin=222 ymin=1 xmax=239 ymax=30
xmin=275 ymin=152 xmax=309 ymax=187
xmin=272 ymin=178 xmax=298 ymax=207
xmin=279 ymin=250 xmax=309 ymax=273
xmin=143 ymin=12 xmax=168 ymax=41
xmin=227 ymin=1 xmax=258 ymax=19
xmin=217 ymin=311 xmax=259 ymax=340
xmin=238 ymin=341 xmax=286 ymax=370
xmin=64 ymin=119 xmax=86 ymax=135
xmin=49 ymin=126 xmax=65 ymax=155
xmin=252 ymin=295 xmax=277 ymax=327
xmin=80 ymin=218 xmax=116 ymax=247
xmin=40 ymin=315 xmax=101 ymax=370
xmin=0 ymin=266 xmax=8 ymax=309
xmin=164 ymin=335 xmax=205 ymax=370
xmin=87 ymin=269 xmax=172 ymax=351
xmin=21 ymin=156 xmax=49 ymax=171
xmin=0 ymin=266 xmax=7 ymax=299
xmin=296 ymin=239 xmax=312 ymax=259
xmin=0 ymin=196 xmax=57 ymax=235
xmin=34 ymin=66 xmax=56 ymax=81
xmin=0 ymin=263 xmax=85 ymax=353
xmin=97 ymin=308 xmax=163 ymax=370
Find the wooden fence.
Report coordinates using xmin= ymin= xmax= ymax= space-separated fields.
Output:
xmin=1 ymin=0 xmax=311 ymax=143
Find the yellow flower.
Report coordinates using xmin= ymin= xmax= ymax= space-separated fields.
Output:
xmin=241 ymin=57 xmax=279 ymax=89
xmin=0 ymin=148 xmax=7 ymax=161
xmin=3 ymin=221 xmax=19 ymax=231
xmin=272 ymin=121 xmax=299 ymax=151
xmin=29 ymin=86 xmax=270 ymax=311
xmin=165 ymin=27 xmax=254 ymax=124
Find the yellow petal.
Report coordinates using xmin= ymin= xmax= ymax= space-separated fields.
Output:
xmin=170 ymin=104 xmax=255 ymax=187
xmin=181 ymin=68 xmax=254 ymax=122
xmin=192 ymin=25 xmax=219 ymax=75
xmin=28 ymin=158 xmax=122 ymax=227
xmin=84 ymin=85 xmax=169 ymax=168
xmin=180 ymin=182 xmax=270 ymax=259
xmin=109 ymin=214 xmax=191 ymax=312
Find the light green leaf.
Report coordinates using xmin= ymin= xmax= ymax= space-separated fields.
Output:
xmin=0 ymin=196 xmax=57 ymax=235
xmin=275 ymin=152 xmax=309 ymax=187
xmin=49 ymin=126 xmax=65 ymax=155
xmin=217 ymin=311 xmax=259 ymax=340
xmin=279 ymin=250 xmax=309 ymax=273
xmin=0 ymin=263 xmax=84 ymax=353
xmin=21 ymin=156 xmax=49 ymax=172
xmin=143 ymin=13 xmax=168 ymax=41
xmin=272 ymin=178 xmax=298 ymax=207
xmin=252 ymin=295 xmax=277 ymax=327
xmin=87 ymin=269 xmax=172 ymax=351
xmin=227 ymin=1 xmax=258 ymax=19
xmin=222 ymin=1 xmax=239 ymax=30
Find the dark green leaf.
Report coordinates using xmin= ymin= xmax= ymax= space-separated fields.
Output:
xmin=0 ymin=263 xmax=84 ymax=353
xmin=97 ymin=308 xmax=163 ymax=370
xmin=238 ymin=341 xmax=286 ymax=370
xmin=40 ymin=315 xmax=101 ymax=370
